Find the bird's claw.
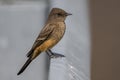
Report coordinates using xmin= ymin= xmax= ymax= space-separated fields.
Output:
xmin=50 ymin=53 xmax=65 ymax=58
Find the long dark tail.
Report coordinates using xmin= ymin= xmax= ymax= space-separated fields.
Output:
xmin=17 ymin=57 xmax=32 ymax=75
xmin=26 ymin=49 xmax=34 ymax=57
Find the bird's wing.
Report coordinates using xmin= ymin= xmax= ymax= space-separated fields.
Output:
xmin=26 ymin=23 xmax=56 ymax=57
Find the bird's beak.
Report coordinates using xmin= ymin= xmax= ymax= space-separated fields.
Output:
xmin=66 ymin=13 xmax=72 ymax=16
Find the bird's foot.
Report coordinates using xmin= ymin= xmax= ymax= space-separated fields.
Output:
xmin=46 ymin=49 xmax=65 ymax=58
xmin=50 ymin=53 xmax=65 ymax=58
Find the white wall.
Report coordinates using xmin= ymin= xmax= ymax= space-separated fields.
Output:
xmin=0 ymin=0 xmax=91 ymax=80
xmin=0 ymin=1 xmax=48 ymax=80
xmin=49 ymin=0 xmax=91 ymax=80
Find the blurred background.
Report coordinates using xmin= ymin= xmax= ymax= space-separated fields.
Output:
xmin=90 ymin=0 xmax=120 ymax=80
xmin=0 ymin=0 xmax=48 ymax=80
xmin=0 ymin=0 xmax=120 ymax=80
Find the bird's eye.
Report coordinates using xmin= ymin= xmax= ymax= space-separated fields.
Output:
xmin=57 ymin=13 xmax=62 ymax=16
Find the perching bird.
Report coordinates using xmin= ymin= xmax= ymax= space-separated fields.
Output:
xmin=17 ymin=8 xmax=72 ymax=75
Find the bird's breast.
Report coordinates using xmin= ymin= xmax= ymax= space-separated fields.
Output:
xmin=52 ymin=22 xmax=66 ymax=41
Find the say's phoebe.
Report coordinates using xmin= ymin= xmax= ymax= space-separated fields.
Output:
xmin=17 ymin=8 xmax=72 ymax=75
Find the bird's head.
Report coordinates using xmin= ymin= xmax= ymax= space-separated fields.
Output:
xmin=48 ymin=8 xmax=72 ymax=22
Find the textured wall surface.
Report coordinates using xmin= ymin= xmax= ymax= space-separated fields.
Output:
xmin=49 ymin=0 xmax=91 ymax=80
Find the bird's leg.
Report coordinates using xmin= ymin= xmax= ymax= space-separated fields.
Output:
xmin=46 ymin=50 xmax=53 ymax=57
xmin=46 ymin=49 xmax=65 ymax=58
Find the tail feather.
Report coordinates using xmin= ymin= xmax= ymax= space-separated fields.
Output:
xmin=17 ymin=58 xmax=32 ymax=75
xmin=26 ymin=49 xmax=33 ymax=57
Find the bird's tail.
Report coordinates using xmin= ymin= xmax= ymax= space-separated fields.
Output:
xmin=26 ymin=49 xmax=34 ymax=57
xmin=17 ymin=57 xmax=32 ymax=75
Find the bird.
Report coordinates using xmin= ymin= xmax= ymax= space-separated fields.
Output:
xmin=17 ymin=8 xmax=72 ymax=75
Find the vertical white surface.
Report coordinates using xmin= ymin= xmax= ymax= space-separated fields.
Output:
xmin=49 ymin=0 xmax=91 ymax=80
xmin=0 ymin=2 xmax=48 ymax=80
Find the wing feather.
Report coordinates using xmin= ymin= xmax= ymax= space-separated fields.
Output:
xmin=26 ymin=24 xmax=56 ymax=57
